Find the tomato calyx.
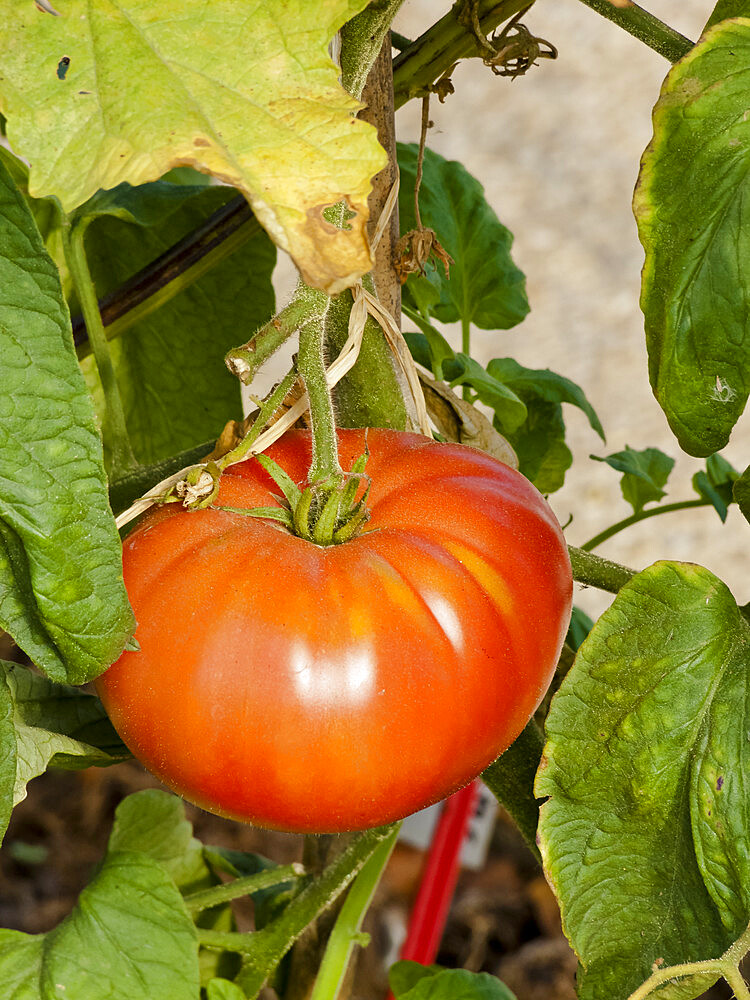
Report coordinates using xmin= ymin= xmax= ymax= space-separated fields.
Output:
xmin=217 ymin=450 xmax=371 ymax=546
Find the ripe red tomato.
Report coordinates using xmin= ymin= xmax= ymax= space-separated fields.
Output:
xmin=97 ymin=429 xmax=572 ymax=832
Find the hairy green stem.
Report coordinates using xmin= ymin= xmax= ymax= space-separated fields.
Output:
xmin=393 ymin=0 xmax=531 ymax=109
xmin=309 ymin=825 xmax=400 ymax=1000
xmin=627 ymin=920 xmax=750 ymax=1000
xmin=217 ymin=368 xmax=299 ymax=470
xmin=225 ymin=296 xmax=315 ymax=386
xmin=341 ymin=0 xmax=408 ymax=99
xmin=295 ymin=287 xmax=342 ymax=483
xmin=482 ymin=720 xmax=544 ymax=860
xmin=582 ymin=498 xmax=710 ymax=552
xmin=461 ymin=316 xmax=472 ymax=401
xmin=64 ymin=221 xmax=139 ymax=474
xmin=574 ymin=0 xmax=693 ymax=63
xmin=568 ymin=545 xmax=635 ymax=594
xmin=207 ymin=826 xmax=397 ymax=998
xmin=184 ymin=864 xmax=304 ymax=914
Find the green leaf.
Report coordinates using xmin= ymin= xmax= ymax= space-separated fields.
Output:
xmin=397 ymin=143 xmax=528 ymax=329
xmin=733 ymin=463 xmax=750 ymax=523
xmin=0 ymin=932 xmax=44 ymax=1000
xmin=591 ymin=445 xmax=675 ymax=514
xmin=389 ymin=963 xmax=517 ymax=1000
xmin=634 ymin=19 xmax=750 ymax=456
xmin=704 ymin=1 xmax=750 ymax=30
xmin=485 ymin=359 xmax=604 ymax=493
xmin=692 ymin=453 xmax=738 ymax=521
xmin=498 ymin=399 xmax=571 ymax=495
xmin=0 ymin=668 xmax=17 ymax=849
xmin=0 ymin=662 xmax=129 ymax=843
xmin=108 ymin=789 xmax=239 ymax=986
xmin=451 ymin=355 xmax=528 ymax=432
xmin=402 ymin=306 xmax=456 ymax=380
xmin=77 ymin=181 xmax=275 ymax=466
xmin=5 ymin=852 xmax=199 ymax=1000
xmin=0 ymin=156 xmax=134 ymax=684
xmin=537 ymin=561 xmax=750 ymax=1000
xmin=389 ymin=962 xmax=445 ymax=998
xmin=108 ymin=789 xmax=210 ymax=892
xmin=0 ymin=0 xmax=384 ymax=293
xmin=207 ymin=980 xmax=246 ymax=1000
xmin=46 ymin=854 xmax=199 ymax=998
xmin=566 ymin=606 xmax=594 ymax=651
xmin=486 ymin=360 xmax=604 ymax=441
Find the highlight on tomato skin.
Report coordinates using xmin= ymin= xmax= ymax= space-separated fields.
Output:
xmin=96 ymin=428 xmax=573 ymax=834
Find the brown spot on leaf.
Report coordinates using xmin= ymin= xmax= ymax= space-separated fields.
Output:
xmin=193 ymin=137 xmax=210 ymax=147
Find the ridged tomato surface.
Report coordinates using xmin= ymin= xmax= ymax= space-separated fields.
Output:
xmin=97 ymin=429 xmax=572 ymax=832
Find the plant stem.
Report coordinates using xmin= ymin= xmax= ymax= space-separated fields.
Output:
xmin=296 ymin=290 xmax=342 ymax=484
xmin=224 ymin=296 xmax=315 ymax=385
xmin=393 ymin=0 xmax=531 ymax=109
xmin=574 ymin=0 xmax=693 ymax=63
xmin=231 ymin=826 xmax=397 ymax=998
xmin=581 ymin=498 xmax=710 ymax=552
xmin=184 ymin=864 xmax=304 ymax=914
xmin=72 ymin=196 xmax=258 ymax=350
xmin=568 ymin=545 xmax=635 ymax=594
xmin=63 ymin=221 xmax=139 ymax=474
xmin=460 ymin=316 xmax=472 ymax=400
xmin=217 ymin=368 xmax=299 ymax=470
xmin=309 ymin=825 xmax=400 ymax=1000
xmin=724 ymin=968 xmax=750 ymax=1000
xmin=340 ymin=0 xmax=408 ymax=100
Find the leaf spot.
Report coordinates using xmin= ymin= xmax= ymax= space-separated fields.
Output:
xmin=716 ymin=775 xmax=724 ymax=790
xmin=711 ymin=376 xmax=736 ymax=403
xmin=56 ymin=56 xmax=70 ymax=80
xmin=193 ymin=137 xmax=210 ymax=147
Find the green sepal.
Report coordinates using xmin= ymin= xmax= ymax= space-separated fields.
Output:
xmin=213 ymin=506 xmax=294 ymax=530
xmin=312 ymin=488 xmax=345 ymax=546
xmin=255 ymin=454 xmax=303 ymax=509
xmin=292 ymin=487 xmax=316 ymax=542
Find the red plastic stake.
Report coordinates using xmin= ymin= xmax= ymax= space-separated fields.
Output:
xmin=390 ymin=779 xmax=480 ymax=990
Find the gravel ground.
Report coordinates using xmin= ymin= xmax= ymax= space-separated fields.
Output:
xmin=392 ymin=0 xmax=747 ymax=620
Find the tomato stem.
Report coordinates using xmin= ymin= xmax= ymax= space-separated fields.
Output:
xmin=309 ymin=825 xmax=400 ymax=1000
xmin=580 ymin=498 xmax=710 ymax=552
xmin=568 ymin=545 xmax=635 ymax=595
xmin=183 ymin=863 xmax=305 ymax=914
xmin=63 ymin=218 xmax=139 ymax=475
xmin=296 ymin=287 xmax=343 ymax=484
xmin=209 ymin=826 xmax=398 ymax=997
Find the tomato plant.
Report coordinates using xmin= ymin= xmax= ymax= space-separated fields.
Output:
xmin=97 ymin=428 xmax=572 ymax=832
xmin=2 ymin=2 xmax=750 ymax=999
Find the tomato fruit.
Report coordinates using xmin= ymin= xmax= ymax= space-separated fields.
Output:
xmin=97 ymin=429 xmax=572 ymax=832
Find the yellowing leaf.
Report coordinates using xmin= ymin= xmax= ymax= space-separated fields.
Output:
xmin=0 ymin=0 xmax=385 ymax=292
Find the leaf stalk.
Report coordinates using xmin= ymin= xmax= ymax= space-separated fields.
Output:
xmin=63 ymin=220 xmax=139 ymax=474
xmin=581 ymin=498 xmax=710 ymax=552
xmin=568 ymin=545 xmax=635 ymax=594
xmin=574 ymin=0 xmax=693 ymax=63
xmin=184 ymin=864 xmax=305 ymax=914
xmin=309 ymin=825 xmax=400 ymax=1000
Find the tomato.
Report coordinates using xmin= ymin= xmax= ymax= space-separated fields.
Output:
xmin=97 ymin=429 xmax=572 ymax=832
